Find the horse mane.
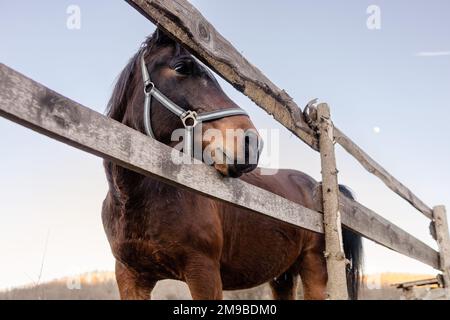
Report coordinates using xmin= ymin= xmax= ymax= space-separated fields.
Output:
xmin=105 ymin=29 xmax=181 ymax=122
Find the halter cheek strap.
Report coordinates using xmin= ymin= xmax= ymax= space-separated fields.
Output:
xmin=140 ymin=50 xmax=248 ymax=155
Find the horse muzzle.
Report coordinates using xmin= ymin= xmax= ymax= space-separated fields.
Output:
xmin=216 ymin=131 xmax=262 ymax=177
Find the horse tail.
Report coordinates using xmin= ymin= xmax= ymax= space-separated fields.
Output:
xmin=339 ymin=185 xmax=364 ymax=300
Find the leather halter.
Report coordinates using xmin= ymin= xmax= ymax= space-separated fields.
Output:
xmin=140 ymin=50 xmax=248 ymax=156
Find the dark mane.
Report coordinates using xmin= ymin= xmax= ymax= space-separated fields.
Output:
xmin=105 ymin=36 xmax=150 ymax=122
xmin=105 ymin=30 xmax=181 ymax=122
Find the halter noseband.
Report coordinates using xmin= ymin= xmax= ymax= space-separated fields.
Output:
xmin=140 ymin=50 xmax=248 ymax=156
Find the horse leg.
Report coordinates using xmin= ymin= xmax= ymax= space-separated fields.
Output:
xmin=115 ymin=260 xmax=155 ymax=300
xmin=184 ymin=255 xmax=223 ymax=300
xmin=269 ymin=271 xmax=299 ymax=300
xmin=298 ymin=250 xmax=328 ymax=300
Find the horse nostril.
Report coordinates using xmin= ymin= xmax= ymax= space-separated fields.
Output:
xmin=244 ymin=132 xmax=260 ymax=165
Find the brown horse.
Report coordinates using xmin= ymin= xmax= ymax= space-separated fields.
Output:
xmin=102 ymin=29 xmax=363 ymax=300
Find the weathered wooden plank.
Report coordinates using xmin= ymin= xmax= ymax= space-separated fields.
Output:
xmin=334 ymin=128 xmax=433 ymax=219
xmin=125 ymin=0 xmax=319 ymax=150
xmin=393 ymin=277 xmax=440 ymax=289
xmin=317 ymin=104 xmax=348 ymax=300
xmin=0 ymin=63 xmax=440 ymax=270
xmin=125 ymin=0 xmax=434 ymax=220
xmin=432 ymin=205 xmax=450 ymax=298
xmin=339 ymin=195 xmax=440 ymax=270
xmin=0 ymin=63 xmax=323 ymax=234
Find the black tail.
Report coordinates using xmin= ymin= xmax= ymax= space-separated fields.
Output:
xmin=339 ymin=185 xmax=364 ymax=300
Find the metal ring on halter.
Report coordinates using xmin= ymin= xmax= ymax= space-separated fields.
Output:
xmin=180 ymin=110 xmax=198 ymax=128
xmin=144 ymin=81 xmax=155 ymax=95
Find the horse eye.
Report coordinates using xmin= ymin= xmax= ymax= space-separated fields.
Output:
xmin=174 ymin=62 xmax=192 ymax=75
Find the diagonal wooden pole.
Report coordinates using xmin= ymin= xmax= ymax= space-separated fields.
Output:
xmin=317 ymin=103 xmax=349 ymax=300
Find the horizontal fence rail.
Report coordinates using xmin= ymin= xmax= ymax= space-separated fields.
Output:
xmin=339 ymin=196 xmax=438 ymax=269
xmin=0 ymin=63 xmax=440 ymax=270
xmin=125 ymin=0 xmax=433 ymax=219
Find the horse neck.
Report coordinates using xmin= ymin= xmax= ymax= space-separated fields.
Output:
xmin=104 ymin=160 xmax=160 ymax=209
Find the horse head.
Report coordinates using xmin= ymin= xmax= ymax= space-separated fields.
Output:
xmin=107 ymin=29 xmax=262 ymax=177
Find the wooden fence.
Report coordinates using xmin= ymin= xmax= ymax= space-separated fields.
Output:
xmin=0 ymin=0 xmax=449 ymax=299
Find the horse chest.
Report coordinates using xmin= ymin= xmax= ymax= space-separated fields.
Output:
xmin=113 ymin=237 xmax=185 ymax=280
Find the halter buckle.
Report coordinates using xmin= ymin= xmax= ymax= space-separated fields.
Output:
xmin=144 ymin=81 xmax=155 ymax=95
xmin=180 ymin=110 xmax=198 ymax=128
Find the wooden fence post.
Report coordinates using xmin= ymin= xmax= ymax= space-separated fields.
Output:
xmin=317 ymin=103 xmax=349 ymax=300
xmin=432 ymin=205 xmax=450 ymax=298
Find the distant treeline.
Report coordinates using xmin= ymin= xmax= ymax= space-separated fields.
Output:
xmin=1 ymin=271 xmax=426 ymax=300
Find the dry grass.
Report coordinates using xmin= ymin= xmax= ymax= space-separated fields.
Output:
xmin=0 ymin=271 xmax=435 ymax=300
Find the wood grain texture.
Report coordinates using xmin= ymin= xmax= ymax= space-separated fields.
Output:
xmin=334 ymin=128 xmax=433 ymax=219
xmin=125 ymin=0 xmax=319 ymax=150
xmin=432 ymin=206 xmax=450 ymax=297
xmin=0 ymin=63 xmax=440 ymax=270
xmin=317 ymin=104 xmax=348 ymax=299
xmin=339 ymin=195 xmax=440 ymax=270
xmin=125 ymin=0 xmax=433 ymax=220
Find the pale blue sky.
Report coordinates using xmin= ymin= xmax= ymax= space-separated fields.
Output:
xmin=1 ymin=0 xmax=449 ymax=289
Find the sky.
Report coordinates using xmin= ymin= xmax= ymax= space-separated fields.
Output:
xmin=0 ymin=0 xmax=449 ymax=290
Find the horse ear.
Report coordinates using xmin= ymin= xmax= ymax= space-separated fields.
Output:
xmin=154 ymin=28 xmax=174 ymax=46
